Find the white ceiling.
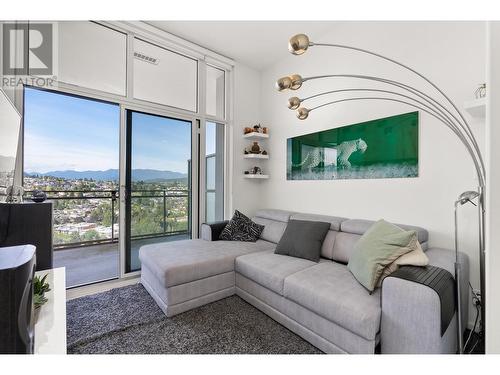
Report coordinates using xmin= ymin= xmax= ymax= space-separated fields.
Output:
xmin=147 ymin=21 xmax=336 ymax=70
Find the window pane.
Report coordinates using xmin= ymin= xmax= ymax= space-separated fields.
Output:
xmin=206 ymin=65 xmax=225 ymax=118
xmin=206 ymin=192 xmax=215 ymax=223
xmin=127 ymin=112 xmax=192 ymax=273
xmin=57 ymin=22 xmax=127 ymax=95
xmin=205 ymin=122 xmax=224 ymax=222
xmin=206 ymin=155 xmax=215 ymax=190
xmin=133 ymin=39 xmax=197 ymax=111
xmin=23 ymin=87 xmax=120 ymax=288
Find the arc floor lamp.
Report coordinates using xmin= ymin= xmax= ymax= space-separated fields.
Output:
xmin=276 ymin=34 xmax=486 ymax=352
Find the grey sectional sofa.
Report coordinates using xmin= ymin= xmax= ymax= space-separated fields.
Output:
xmin=139 ymin=209 xmax=469 ymax=354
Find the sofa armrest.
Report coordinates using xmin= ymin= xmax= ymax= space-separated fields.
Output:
xmin=200 ymin=221 xmax=229 ymax=241
xmin=380 ymin=248 xmax=469 ymax=354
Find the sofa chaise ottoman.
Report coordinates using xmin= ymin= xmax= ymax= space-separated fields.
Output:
xmin=139 ymin=237 xmax=275 ymax=317
xmin=139 ymin=209 xmax=469 ymax=354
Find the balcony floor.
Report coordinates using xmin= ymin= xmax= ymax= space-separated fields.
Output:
xmin=54 ymin=234 xmax=190 ymax=288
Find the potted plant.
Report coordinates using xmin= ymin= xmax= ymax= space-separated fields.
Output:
xmin=33 ymin=274 xmax=50 ymax=323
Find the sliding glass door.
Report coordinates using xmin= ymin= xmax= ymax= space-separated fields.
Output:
xmin=23 ymin=87 xmax=120 ymax=287
xmin=124 ymin=110 xmax=193 ymax=273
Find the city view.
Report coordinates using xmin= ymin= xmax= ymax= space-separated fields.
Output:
xmin=24 ymin=172 xmax=190 ymax=247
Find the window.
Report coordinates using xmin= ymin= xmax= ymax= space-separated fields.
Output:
xmin=206 ymin=65 xmax=225 ymax=118
xmin=57 ymin=22 xmax=127 ymax=95
xmin=133 ymin=38 xmax=198 ymax=111
xmin=205 ymin=122 xmax=224 ymax=222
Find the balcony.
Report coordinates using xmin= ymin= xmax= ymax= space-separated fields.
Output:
xmin=28 ymin=189 xmax=190 ymax=287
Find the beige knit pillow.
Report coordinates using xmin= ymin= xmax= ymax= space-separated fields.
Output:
xmin=377 ymin=240 xmax=429 ymax=287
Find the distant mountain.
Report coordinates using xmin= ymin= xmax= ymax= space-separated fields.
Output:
xmin=25 ymin=169 xmax=187 ymax=182
xmin=0 ymin=155 xmax=16 ymax=172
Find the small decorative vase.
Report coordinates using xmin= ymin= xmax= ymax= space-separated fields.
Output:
xmin=263 ymin=127 xmax=268 ymax=134
xmin=251 ymin=142 xmax=260 ymax=153
xmin=31 ymin=190 xmax=47 ymax=203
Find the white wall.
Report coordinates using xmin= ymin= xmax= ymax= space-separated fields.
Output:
xmin=257 ymin=21 xmax=486 ymax=326
xmin=230 ymin=62 xmax=263 ymax=217
xmin=486 ymin=21 xmax=500 ymax=353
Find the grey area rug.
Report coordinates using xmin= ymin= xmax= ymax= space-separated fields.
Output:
xmin=66 ymin=284 xmax=322 ymax=354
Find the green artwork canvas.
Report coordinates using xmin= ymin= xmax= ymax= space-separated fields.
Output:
xmin=287 ymin=111 xmax=419 ymax=180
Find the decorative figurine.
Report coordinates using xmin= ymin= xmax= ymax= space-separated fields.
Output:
xmin=251 ymin=142 xmax=261 ymax=153
xmin=475 ymin=83 xmax=486 ymax=99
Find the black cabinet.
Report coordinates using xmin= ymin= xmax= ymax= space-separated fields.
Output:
xmin=0 ymin=202 xmax=53 ymax=271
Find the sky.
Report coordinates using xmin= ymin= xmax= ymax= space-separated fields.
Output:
xmin=23 ymin=87 xmax=214 ymax=174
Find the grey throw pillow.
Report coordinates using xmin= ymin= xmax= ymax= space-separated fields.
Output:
xmin=275 ymin=220 xmax=331 ymax=262
xmin=219 ymin=210 xmax=264 ymax=242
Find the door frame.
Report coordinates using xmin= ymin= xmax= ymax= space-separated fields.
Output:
xmin=119 ymin=104 xmax=199 ymax=278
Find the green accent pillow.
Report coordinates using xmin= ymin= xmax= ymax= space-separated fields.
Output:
xmin=347 ymin=219 xmax=417 ymax=292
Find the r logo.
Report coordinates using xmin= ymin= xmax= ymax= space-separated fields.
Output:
xmin=2 ymin=23 xmax=53 ymax=76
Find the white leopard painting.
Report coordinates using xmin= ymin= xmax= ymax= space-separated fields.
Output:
xmin=292 ymin=138 xmax=368 ymax=171
xmin=286 ymin=111 xmax=419 ymax=180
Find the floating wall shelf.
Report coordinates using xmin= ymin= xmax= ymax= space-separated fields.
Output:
xmin=244 ymin=174 xmax=269 ymax=179
xmin=244 ymin=153 xmax=269 ymax=159
xmin=243 ymin=132 xmax=269 ymax=140
xmin=464 ymin=98 xmax=486 ymax=119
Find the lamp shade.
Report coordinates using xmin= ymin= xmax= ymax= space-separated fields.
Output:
xmin=297 ymin=107 xmax=309 ymax=120
xmin=276 ymin=76 xmax=292 ymax=91
xmin=289 ymin=74 xmax=303 ymax=90
xmin=457 ymin=191 xmax=480 ymax=205
xmin=288 ymin=34 xmax=310 ymax=55
xmin=288 ymin=97 xmax=301 ymax=110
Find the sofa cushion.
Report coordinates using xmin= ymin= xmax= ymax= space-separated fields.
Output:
xmin=254 ymin=209 xmax=294 ymax=223
xmin=138 ymin=239 xmax=275 ymax=288
xmin=235 ymin=250 xmax=316 ymax=295
xmin=289 ymin=213 xmax=346 ymax=231
xmin=321 ymin=230 xmax=339 ymax=260
xmin=341 ymin=219 xmax=428 ymax=243
xmin=252 ymin=217 xmax=287 ymax=244
xmin=252 ymin=209 xmax=294 ymax=244
xmin=332 ymin=232 xmax=362 ymax=264
xmin=219 ymin=210 xmax=264 ymax=242
xmin=275 ymin=220 xmax=331 ymax=262
xmin=333 ymin=219 xmax=429 ymax=264
xmin=283 ymin=262 xmax=382 ymax=340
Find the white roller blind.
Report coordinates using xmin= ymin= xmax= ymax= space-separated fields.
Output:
xmin=133 ymin=38 xmax=197 ymax=112
xmin=57 ymin=22 xmax=127 ymax=95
